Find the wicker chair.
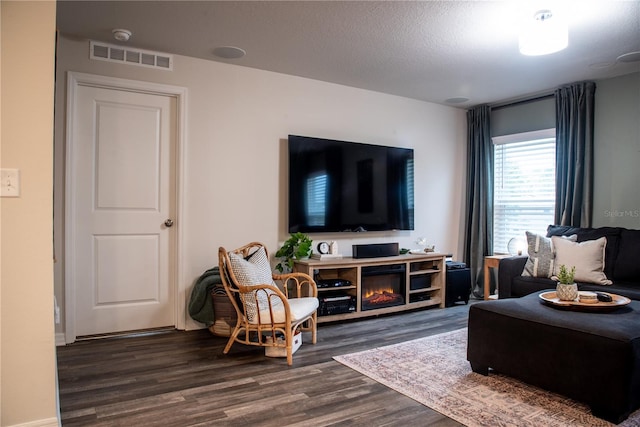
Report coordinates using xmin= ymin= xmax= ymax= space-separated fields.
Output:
xmin=218 ymin=242 xmax=318 ymax=365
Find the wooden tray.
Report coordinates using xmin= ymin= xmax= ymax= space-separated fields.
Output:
xmin=539 ymin=291 xmax=631 ymax=311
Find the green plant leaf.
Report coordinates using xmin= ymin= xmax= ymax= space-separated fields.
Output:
xmin=557 ymin=264 xmax=576 ymax=284
xmin=275 ymin=232 xmax=312 ymax=272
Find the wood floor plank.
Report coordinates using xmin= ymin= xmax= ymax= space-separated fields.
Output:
xmin=58 ymin=302 xmax=474 ymax=426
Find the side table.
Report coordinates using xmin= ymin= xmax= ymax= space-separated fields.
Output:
xmin=483 ymin=254 xmax=510 ymax=300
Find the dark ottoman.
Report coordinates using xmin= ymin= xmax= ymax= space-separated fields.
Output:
xmin=467 ymin=291 xmax=640 ymax=424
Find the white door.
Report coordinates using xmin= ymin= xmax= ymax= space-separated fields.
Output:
xmin=70 ymin=83 xmax=176 ymax=337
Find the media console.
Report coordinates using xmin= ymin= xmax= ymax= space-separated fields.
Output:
xmin=294 ymin=252 xmax=446 ymax=323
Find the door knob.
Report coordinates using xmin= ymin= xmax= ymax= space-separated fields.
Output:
xmin=164 ymin=219 xmax=174 ymax=227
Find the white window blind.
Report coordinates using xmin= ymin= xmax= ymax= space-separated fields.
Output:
xmin=305 ymin=173 xmax=328 ymax=226
xmin=407 ymin=158 xmax=414 ymax=229
xmin=493 ymin=129 xmax=556 ymax=254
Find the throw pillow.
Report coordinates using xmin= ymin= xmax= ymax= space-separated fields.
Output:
xmin=547 ymin=225 xmax=621 ymax=279
xmin=228 ymin=247 xmax=284 ymax=322
xmin=552 ymin=236 xmax=613 ymax=285
xmin=522 ymin=232 xmax=555 ymax=278
xmin=522 ymin=232 xmax=576 ymax=278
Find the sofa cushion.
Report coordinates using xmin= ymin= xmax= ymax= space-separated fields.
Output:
xmin=552 ymin=236 xmax=612 ymax=285
xmin=578 ymin=282 xmax=640 ymax=301
xmin=547 ymin=225 xmax=621 ymax=279
xmin=511 ymin=276 xmax=557 ymax=297
xmin=613 ymin=229 xmax=640 ymax=282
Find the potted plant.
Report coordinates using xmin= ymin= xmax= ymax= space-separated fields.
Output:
xmin=274 ymin=232 xmax=312 ymax=273
xmin=556 ymin=264 xmax=578 ymax=301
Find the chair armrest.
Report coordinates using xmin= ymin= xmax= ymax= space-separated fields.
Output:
xmin=237 ymin=282 xmax=289 ymax=304
xmin=498 ymin=256 xmax=528 ymax=299
xmin=236 ymin=282 xmax=293 ymax=324
xmin=273 ymin=272 xmax=318 ymax=298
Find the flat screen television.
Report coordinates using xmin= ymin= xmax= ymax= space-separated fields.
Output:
xmin=288 ymin=135 xmax=414 ymax=233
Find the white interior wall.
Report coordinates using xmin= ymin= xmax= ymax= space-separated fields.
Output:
xmin=54 ymin=35 xmax=467 ymax=333
xmin=1 ymin=2 xmax=59 ymax=425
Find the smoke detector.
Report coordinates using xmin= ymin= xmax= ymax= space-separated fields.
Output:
xmin=112 ymin=29 xmax=132 ymax=42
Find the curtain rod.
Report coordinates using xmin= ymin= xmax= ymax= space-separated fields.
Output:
xmin=491 ymin=93 xmax=554 ymax=111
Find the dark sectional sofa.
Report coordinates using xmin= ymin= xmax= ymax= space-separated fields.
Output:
xmin=498 ymin=225 xmax=640 ymax=300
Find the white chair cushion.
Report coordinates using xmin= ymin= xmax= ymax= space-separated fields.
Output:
xmin=251 ymin=297 xmax=319 ymax=325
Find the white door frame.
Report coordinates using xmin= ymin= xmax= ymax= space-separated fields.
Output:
xmin=65 ymin=71 xmax=187 ymax=343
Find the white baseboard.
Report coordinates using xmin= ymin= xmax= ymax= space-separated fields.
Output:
xmin=7 ymin=416 xmax=59 ymax=427
xmin=55 ymin=332 xmax=66 ymax=346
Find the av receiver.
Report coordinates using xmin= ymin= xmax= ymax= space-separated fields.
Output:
xmin=318 ymin=294 xmax=356 ymax=316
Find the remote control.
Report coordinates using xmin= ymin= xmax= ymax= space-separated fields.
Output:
xmin=596 ymin=292 xmax=613 ymax=302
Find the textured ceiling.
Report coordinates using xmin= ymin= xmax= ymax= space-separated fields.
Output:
xmin=56 ymin=1 xmax=640 ymax=108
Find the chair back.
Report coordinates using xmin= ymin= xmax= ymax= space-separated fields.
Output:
xmin=218 ymin=242 xmax=265 ymax=321
xmin=219 ymin=242 xmax=267 ymax=290
xmin=219 ymin=242 xmax=287 ymax=325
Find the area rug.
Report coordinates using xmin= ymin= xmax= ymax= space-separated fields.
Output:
xmin=334 ymin=328 xmax=640 ymax=427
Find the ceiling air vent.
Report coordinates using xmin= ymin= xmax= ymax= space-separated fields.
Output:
xmin=90 ymin=41 xmax=173 ymax=71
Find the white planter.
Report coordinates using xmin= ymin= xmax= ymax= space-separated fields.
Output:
xmin=556 ymin=283 xmax=578 ymax=301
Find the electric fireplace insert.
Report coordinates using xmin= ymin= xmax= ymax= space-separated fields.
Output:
xmin=360 ymin=264 xmax=406 ymax=311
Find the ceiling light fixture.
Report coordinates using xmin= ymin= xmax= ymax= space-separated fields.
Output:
xmin=112 ymin=29 xmax=132 ymax=42
xmin=519 ymin=10 xmax=567 ymax=56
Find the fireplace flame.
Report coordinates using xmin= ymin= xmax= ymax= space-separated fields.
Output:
xmin=361 ymin=277 xmax=404 ymax=310
xmin=363 ymin=288 xmax=395 ymax=299
xmin=366 ymin=291 xmax=400 ymax=305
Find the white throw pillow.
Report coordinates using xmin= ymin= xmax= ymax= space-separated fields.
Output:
xmin=228 ymin=247 xmax=284 ymax=322
xmin=552 ymin=236 xmax=613 ymax=285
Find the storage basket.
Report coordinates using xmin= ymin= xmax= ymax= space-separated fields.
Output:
xmin=208 ymin=286 xmax=237 ymax=337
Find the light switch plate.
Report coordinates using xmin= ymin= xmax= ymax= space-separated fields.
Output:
xmin=1 ymin=168 xmax=21 ymax=197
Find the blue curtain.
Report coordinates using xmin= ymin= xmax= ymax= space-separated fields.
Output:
xmin=464 ymin=105 xmax=493 ymax=296
xmin=555 ymin=82 xmax=596 ymax=227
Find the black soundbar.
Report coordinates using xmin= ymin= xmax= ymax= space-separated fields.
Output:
xmin=352 ymin=242 xmax=399 ymax=259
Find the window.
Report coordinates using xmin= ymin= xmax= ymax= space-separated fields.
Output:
xmin=305 ymin=173 xmax=328 ymax=226
xmin=406 ymin=158 xmax=414 ymax=230
xmin=493 ymin=129 xmax=556 ymax=254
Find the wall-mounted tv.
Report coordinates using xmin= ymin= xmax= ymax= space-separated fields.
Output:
xmin=288 ymin=135 xmax=414 ymax=233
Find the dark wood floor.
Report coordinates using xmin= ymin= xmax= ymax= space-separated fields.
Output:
xmin=57 ymin=302 xmax=475 ymax=426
